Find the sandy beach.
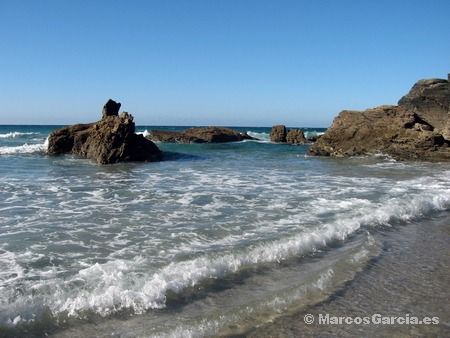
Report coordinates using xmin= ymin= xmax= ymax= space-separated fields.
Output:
xmin=244 ymin=213 xmax=450 ymax=337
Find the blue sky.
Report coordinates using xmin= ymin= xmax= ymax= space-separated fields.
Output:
xmin=1 ymin=0 xmax=449 ymax=127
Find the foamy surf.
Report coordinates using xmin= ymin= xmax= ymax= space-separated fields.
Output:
xmin=0 ymin=124 xmax=449 ymax=337
xmin=1 ymin=177 xmax=449 ymax=328
xmin=0 ymin=137 xmax=49 ymax=155
xmin=0 ymin=131 xmax=37 ymax=138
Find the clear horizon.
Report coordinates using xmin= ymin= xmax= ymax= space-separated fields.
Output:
xmin=1 ymin=0 xmax=449 ymax=127
xmin=0 ymin=123 xmax=328 ymax=129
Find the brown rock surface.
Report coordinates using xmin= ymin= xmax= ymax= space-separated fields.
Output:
xmin=286 ymin=129 xmax=307 ymax=144
xmin=47 ymin=101 xmax=162 ymax=164
xmin=398 ymin=78 xmax=449 ymax=137
xmin=270 ymin=125 xmax=287 ymax=142
xmin=149 ymin=130 xmax=202 ymax=143
xmin=148 ymin=127 xmax=256 ymax=143
xmin=308 ymin=76 xmax=450 ymax=161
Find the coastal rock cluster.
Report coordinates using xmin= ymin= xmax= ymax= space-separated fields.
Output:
xmin=46 ymin=75 xmax=449 ymax=164
xmin=269 ymin=125 xmax=307 ymax=144
xmin=47 ymin=100 xmax=162 ymax=164
xmin=148 ymin=127 xmax=256 ymax=143
xmin=308 ymin=76 xmax=450 ymax=161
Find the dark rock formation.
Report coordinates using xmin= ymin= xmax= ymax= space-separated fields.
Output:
xmin=148 ymin=127 xmax=256 ymax=143
xmin=47 ymin=100 xmax=162 ymax=164
xmin=307 ymin=135 xmax=321 ymax=143
xmin=308 ymin=76 xmax=450 ymax=161
xmin=102 ymin=99 xmax=121 ymax=118
xmin=286 ymin=129 xmax=307 ymax=144
xmin=270 ymin=125 xmax=287 ymax=142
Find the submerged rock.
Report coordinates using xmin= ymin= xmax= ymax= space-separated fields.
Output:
xmin=47 ymin=100 xmax=162 ymax=164
xmin=148 ymin=126 xmax=256 ymax=143
xmin=308 ymin=76 xmax=450 ymax=161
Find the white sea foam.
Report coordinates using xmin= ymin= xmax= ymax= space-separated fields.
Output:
xmin=1 ymin=139 xmax=450 ymax=332
xmin=246 ymin=130 xmax=325 ymax=142
xmin=0 ymin=131 xmax=36 ymax=138
xmin=0 ymin=137 xmax=49 ymax=155
xmin=149 ymin=236 xmax=377 ymax=338
xmin=2 ymin=184 xmax=446 ymax=324
xmin=303 ymin=130 xmax=325 ymax=139
xmin=247 ymin=131 xmax=270 ymax=141
xmin=135 ymin=129 xmax=151 ymax=138
xmin=27 ymin=229 xmax=332 ymax=318
xmin=0 ymin=250 xmax=25 ymax=293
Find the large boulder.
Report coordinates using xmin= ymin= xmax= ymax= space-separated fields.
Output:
xmin=270 ymin=125 xmax=308 ymax=144
xmin=148 ymin=126 xmax=256 ymax=143
xmin=270 ymin=125 xmax=287 ymax=142
xmin=47 ymin=100 xmax=162 ymax=164
xmin=286 ymin=129 xmax=307 ymax=144
xmin=308 ymin=76 xmax=450 ymax=161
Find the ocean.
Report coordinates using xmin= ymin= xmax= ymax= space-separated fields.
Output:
xmin=0 ymin=125 xmax=449 ymax=337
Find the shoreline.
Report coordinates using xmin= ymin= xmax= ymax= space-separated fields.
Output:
xmin=242 ymin=212 xmax=450 ymax=337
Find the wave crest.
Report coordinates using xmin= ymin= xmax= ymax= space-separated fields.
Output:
xmin=0 ymin=138 xmax=49 ymax=155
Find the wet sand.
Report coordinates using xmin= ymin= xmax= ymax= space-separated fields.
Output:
xmin=243 ymin=213 xmax=450 ymax=337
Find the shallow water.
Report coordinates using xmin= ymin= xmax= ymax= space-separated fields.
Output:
xmin=245 ymin=213 xmax=450 ymax=337
xmin=0 ymin=125 xmax=449 ymax=337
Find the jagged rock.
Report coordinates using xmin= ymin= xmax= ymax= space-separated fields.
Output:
xmin=398 ymin=77 xmax=449 ymax=137
xmin=148 ymin=127 xmax=256 ymax=143
xmin=286 ymin=129 xmax=307 ymax=144
xmin=270 ymin=125 xmax=287 ymax=142
xmin=308 ymin=76 xmax=450 ymax=161
xmin=102 ymin=99 xmax=121 ymax=118
xmin=270 ymin=126 xmax=308 ymax=144
xmin=308 ymin=105 xmax=450 ymax=161
xmin=47 ymin=101 xmax=162 ymax=164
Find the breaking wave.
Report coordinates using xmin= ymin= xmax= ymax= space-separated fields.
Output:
xmin=0 ymin=138 xmax=49 ymax=155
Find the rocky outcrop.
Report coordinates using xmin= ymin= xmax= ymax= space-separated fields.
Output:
xmin=270 ymin=125 xmax=287 ymax=142
xmin=308 ymin=76 xmax=450 ymax=161
xmin=47 ymin=100 xmax=162 ymax=164
xmin=398 ymin=77 xmax=449 ymax=137
xmin=270 ymin=125 xmax=308 ymax=144
xmin=102 ymin=99 xmax=121 ymax=118
xmin=149 ymin=130 xmax=202 ymax=143
xmin=148 ymin=126 xmax=256 ymax=143
xmin=286 ymin=129 xmax=307 ymax=144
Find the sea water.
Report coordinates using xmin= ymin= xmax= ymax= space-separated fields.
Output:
xmin=0 ymin=125 xmax=449 ymax=337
